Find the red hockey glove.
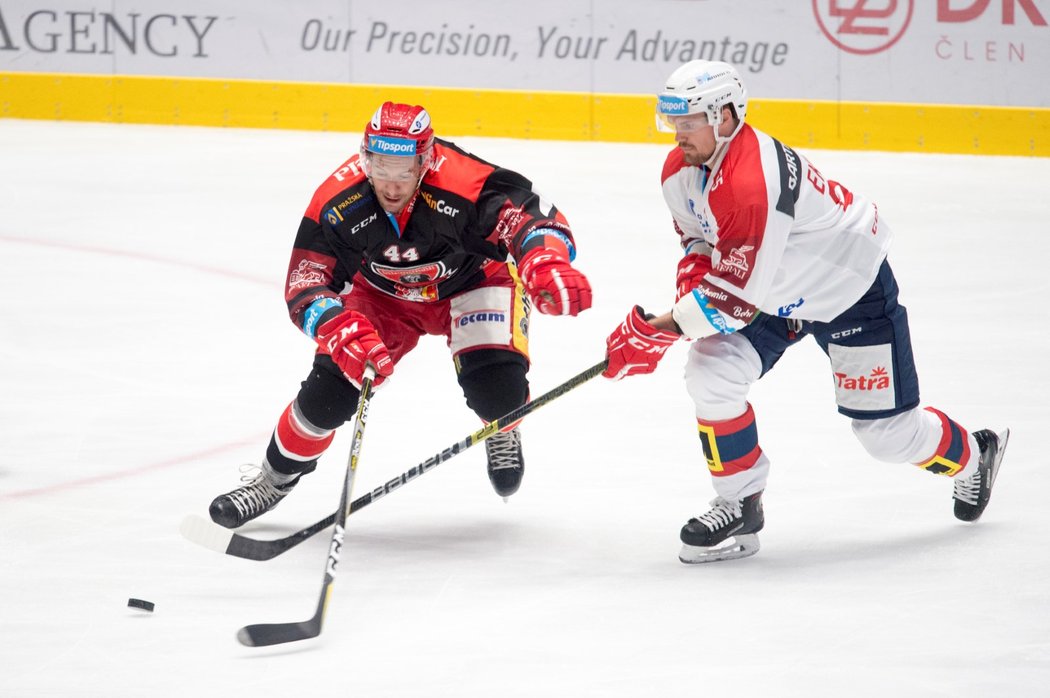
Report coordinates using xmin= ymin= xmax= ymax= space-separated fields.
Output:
xmin=316 ymin=310 xmax=394 ymax=388
xmin=518 ymin=247 xmax=593 ymax=316
xmin=676 ymin=252 xmax=713 ymax=301
xmin=603 ymin=306 xmax=680 ymax=381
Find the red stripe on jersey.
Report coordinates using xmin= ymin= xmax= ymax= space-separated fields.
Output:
xmin=425 ymin=142 xmax=494 ymax=202
xmin=304 ymin=154 xmax=368 ymax=222
xmin=661 ymin=147 xmax=689 ymax=185
xmin=709 ymin=125 xmax=766 ymax=289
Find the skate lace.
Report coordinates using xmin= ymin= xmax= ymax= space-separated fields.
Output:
xmin=694 ymin=497 xmax=743 ymax=531
xmin=226 ymin=464 xmax=288 ymax=517
xmin=486 ymin=430 xmax=522 ymax=471
xmin=953 ymin=468 xmax=982 ymax=506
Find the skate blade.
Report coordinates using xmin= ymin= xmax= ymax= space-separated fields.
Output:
xmin=679 ymin=533 xmax=760 ymax=564
xmin=989 ymin=428 xmax=1010 ymax=488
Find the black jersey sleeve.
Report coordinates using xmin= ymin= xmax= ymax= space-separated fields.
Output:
xmin=475 ymin=167 xmax=577 ymax=262
xmin=285 ymin=187 xmax=362 ymax=340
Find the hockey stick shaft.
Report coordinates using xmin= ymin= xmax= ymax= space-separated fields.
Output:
xmin=181 ymin=360 xmax=607 ymax=562
xmin=235 ymin=368 xmax=376 ymax=647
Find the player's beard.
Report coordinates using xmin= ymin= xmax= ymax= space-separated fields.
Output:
xmin=679 ymin=148 xmax=701 ymax=166
xmin=679 ymin=144 xmax=711 ymax=167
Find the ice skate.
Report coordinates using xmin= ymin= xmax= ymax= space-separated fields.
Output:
xmin=679 ymin=491 xmax=764 ymax=563
xmin=209 ymin=462 xmax=301 ymax=529
xmin=954 ymin=428 xmax=1010 ymax=522
xmin=485 ymin=427 xmax=524 ymax=500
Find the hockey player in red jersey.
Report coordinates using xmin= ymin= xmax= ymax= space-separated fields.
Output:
xmin=209 ymin=102 xmax=592 ymax=528
xmin=601 ymin=60 xmax=1009 ymax=563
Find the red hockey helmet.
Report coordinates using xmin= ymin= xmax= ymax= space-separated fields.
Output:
xmin=360 ymin=102 xmax=436 ymax=181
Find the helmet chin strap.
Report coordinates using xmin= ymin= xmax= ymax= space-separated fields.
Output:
xmin=705 ymin=116 xmax=744 ymax=166
xmin=703 ymin=141 xmax=728 ymax=169
xmin=711 ymin=113 xmax=744 ymax=144
xmin=415 ymin=151 xmax=434 ymax=188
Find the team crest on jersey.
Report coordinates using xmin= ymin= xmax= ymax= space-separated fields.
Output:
xmin=289 ymin=259 xmax=327 ymax=290
xmin=717 ymin=245 xmax=754 ymax=279
xmin=687 ymin=198 xmax=713 ymax=237
xmin=393 ymin=284 xmax=439 ymax=302
xmin=494 ymin=203 xmax=527 ymax=245
xmin=370 ymin=260 xmax=457 ymax=288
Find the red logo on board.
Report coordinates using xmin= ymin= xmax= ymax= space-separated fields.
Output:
xmin=812 ymin=0 xmax=915 ymax=55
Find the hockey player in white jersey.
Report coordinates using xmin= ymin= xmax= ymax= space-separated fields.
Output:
xmin=601 ymin=60 xmax=1009 ymax=563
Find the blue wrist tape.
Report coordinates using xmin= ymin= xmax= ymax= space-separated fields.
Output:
xmin=303 ymin=297 xmax=343 ymax=339
xmin=521 ymin=227 xmax=576 ymax=262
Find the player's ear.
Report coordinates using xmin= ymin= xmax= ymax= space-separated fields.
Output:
xmin=720 ymin=106 xmax=738 ymax=136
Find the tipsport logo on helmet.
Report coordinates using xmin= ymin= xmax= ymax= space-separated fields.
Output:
xmin=658 ymin=95 xmax=689 ymax=115
xmin=367 ymin=135 xmax=418 ymax=155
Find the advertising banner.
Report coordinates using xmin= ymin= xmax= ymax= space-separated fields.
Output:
xmin=1 ymin=0 xmax=1047 ymax=107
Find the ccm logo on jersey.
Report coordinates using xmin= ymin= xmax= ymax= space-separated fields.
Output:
xmin=347 ymin=212 xmax=378 ymax=235
xmin=831 ymin=326 xmax=862 ymax=339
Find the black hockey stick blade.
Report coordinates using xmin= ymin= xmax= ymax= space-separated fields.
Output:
xmin=237 ymin=587 xmax=330 ymax=647
xmin=184 ymin=360 xmax=607 ymax=562
xmin=235 ymin=370 xmax=375 ymax=647
xmin=237 ymin=618 xmax=320 ymax=647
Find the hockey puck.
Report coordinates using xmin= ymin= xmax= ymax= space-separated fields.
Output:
xmin=128 ymin=598 xmax=155 ymax=612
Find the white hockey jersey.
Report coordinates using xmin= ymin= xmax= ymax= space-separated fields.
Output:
xmin=662 ymin=124 xmax=892 ymax=327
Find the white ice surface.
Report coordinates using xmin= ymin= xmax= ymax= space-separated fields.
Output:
xmin=1 ymin=120 xmax=1047 ymax=697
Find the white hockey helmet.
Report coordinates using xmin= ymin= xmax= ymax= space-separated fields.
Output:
xmin=656 ymin=60 xmax=748 ymax=143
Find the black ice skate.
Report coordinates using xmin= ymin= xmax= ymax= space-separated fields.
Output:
xmin=954 ymin=428 xmax=1010 ymax=522
xmin=679 ymin=491 xmax=764 ymax=563
xmin=485 ymin=428 xmax=524 ymax=500
xmin=209 ymin=462 xmax=301 ymax=529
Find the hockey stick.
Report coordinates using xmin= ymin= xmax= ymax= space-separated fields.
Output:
xmin=181 ymin=359 xmax=607 ymax=562
xmin=235 ymin=367 xmax=376 ymax=648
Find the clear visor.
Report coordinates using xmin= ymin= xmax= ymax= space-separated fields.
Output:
xmin=362 ymin=152 xmax=421 ymax=182
xmin=655 ymin=111 xmax=711 ymax=134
